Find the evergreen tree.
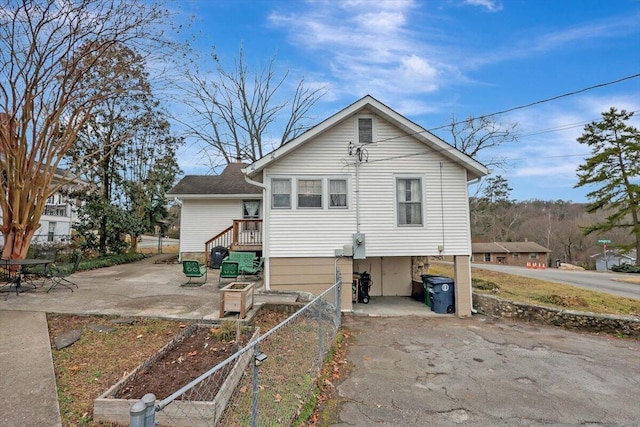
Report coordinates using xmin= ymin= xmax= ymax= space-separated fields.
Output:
xmin=575 ymin=108 xmax=640 ymax=265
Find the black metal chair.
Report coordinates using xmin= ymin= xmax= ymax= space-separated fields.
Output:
xmin=1 ymin=258 xmax=19 ymax=300
xmin=47 ymin=253 xmax=81 ymax=293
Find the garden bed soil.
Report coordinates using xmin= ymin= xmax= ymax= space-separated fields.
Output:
xmin=93 ymin=309 xmax=294 ymax=425
xmin=114 ymin=325 xmax=252 ymax=400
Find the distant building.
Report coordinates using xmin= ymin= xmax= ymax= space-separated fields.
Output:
xmin=591 ymin=249 xmax=637 ymax=272
xmin=472 ymin=241 xmax=552 ymax=267
xmin=1 ymin=113 xmax=84 ymax=247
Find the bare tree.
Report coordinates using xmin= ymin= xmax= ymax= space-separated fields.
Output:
xmin=448 ymin=114 xmax=519 ymax=171
xmin=0 ymin=0 xmax=172 ymax=259
xmin=178 ymin=47 xmax=326 ymax=170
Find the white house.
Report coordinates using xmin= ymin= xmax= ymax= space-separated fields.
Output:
xmin=171 ymin=96 xmax=488 ymax=315
xmin=0 ymin=169 xmax=82 ymax=247
xmin=168 ymin=162 xmax=263 ymax=260
xmin=591 ymin=249 xmax=637 ymax=271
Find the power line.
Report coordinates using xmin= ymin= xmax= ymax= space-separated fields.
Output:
xmin=518 ymin=109 xmax=640 ymax=138
xmin=369 ymin=72 xmax=640 ymax=145
xmin=428 ymin=73 xmax=640 ymax=132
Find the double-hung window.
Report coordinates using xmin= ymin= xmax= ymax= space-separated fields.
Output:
xmin=272 ymin=178 xmax=291 ymax=209
xmin=397 ymin=177 xmax=423 ymax=226
xmin=297 ymin=179 xmax=322 ymax=208
xmin=328 ymin=179 xmax=348 ymax=208
xmin=358 ymin=118 xmax=373 ymax=144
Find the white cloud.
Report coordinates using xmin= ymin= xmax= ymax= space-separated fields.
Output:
xmin=268 ymin=0 xmax=456 ymax=103
xmin=479 ymin=93 xmax=640 ymax=199
xmin=463 ymin=0 xmax=503 ymax=12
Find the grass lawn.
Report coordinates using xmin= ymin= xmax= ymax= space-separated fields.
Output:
xmin=429 ymin=262 xmax=639 ymax=316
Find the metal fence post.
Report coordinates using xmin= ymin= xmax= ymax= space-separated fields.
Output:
xmin=336 ymin=279 xmax=342 ymax=327
xmin=129 ymin=400 xmax=146 ymax=427
xmin=142 ymin=393 xmax=156 ymax=427
xmin=251 ymin=344 xmax=260 ymax=427
xmin=317 ymin=298 xmax=324 ymax=365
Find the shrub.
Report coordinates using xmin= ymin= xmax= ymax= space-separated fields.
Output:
xmin=473 ymin=278 xmax=500 ymax=291
xmin=611 ymin=263 xmax=640 ymax=273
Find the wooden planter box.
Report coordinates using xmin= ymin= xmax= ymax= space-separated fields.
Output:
xmin=220 ymin=282 xmax=255 ymax=319
xmin=93 ymin=324 xmax=259 ymax=426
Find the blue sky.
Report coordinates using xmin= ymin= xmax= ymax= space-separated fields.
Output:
xmin=172 ymin=0 xmax=640 ymax=202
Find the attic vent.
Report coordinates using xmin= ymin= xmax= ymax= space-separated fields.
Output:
xmin=358 ymin=118 xmax=373 ymax=144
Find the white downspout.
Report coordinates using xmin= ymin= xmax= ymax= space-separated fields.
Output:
xmin=244 ymin=175 xmax=270 ymax=290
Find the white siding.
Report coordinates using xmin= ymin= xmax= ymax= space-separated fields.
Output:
xmin=180 ymin=199 xmax=243 ymax=253
xmin=265 ymin=113 xmax=472 ymax=258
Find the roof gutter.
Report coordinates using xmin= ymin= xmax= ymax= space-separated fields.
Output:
xmin=244 ymin=174 xmax=267 ymax=190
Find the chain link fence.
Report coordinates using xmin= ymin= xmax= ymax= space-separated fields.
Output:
xmin=132 ymin=274 xmax=343 ymax=427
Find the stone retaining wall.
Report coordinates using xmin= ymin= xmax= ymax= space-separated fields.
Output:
xmin=473 ymin=292 xmax=640 ymax=338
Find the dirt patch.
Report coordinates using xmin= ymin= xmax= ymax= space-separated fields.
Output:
xmin=112 ymin=310 xmax=292 ymax=401
xmin=114 ymin=325 xmax=252 ymax=400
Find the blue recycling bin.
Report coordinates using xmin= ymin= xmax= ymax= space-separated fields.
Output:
xmin=422 ymin=275 xmax=455 ymax=314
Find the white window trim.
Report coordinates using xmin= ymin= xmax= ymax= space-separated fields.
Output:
xmin=271 ymin=178 xmax=292 ymax=209
xmin=296 ymin=178 xmax=323 ymax=209
xmin=355 ymin=114 xmax=376 ymax=144
xmin=394 ymin=174 xmax=425 ymax=227
xmin=268 ymin=175 xmax=351 ymax=211
xmin=328 ymin=178 xmax=349 ymax=209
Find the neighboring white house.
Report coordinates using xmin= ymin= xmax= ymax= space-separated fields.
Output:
xmin=591 ymin=249 xmax=637 ymax=271
xmin=170 ymin=95 xmax=489 ymax=314
xmin=0 ymin=169 xmax=82 ymax=247
xmin=167 ymin=162 xmax=263 ymax=259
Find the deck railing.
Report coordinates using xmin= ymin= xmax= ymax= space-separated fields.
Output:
xmin=205 ymin=219 xmax=263 ymax=264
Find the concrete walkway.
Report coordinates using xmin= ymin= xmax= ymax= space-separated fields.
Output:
xmin=0 ymin=311 xmax=61 ymax=427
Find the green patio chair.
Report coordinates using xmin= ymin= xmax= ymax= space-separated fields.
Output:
xmin=240 ymin=257 xmax=264 ymax=279
xmin=182 ymin=259 xmax=207 ymax=285
xmin=219 ymin=260 xmax=239 ymax=287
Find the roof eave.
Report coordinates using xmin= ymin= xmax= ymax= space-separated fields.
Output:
xmin=246 ymin=95 xmax=489 ymax=180
xmin=165 ymin=193 xmax=261 ymax=200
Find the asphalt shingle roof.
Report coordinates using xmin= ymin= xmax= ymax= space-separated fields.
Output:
xmin=472 ymin=241 xmax=551 ymax=253
xmin=168 ymin=162 xmax=261 ymax=196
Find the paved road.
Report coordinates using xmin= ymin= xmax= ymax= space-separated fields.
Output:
xmin=472 ymin=263 xmax=640 ymax=300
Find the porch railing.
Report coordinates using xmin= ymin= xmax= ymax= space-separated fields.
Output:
xmin=43 ymin=204 xmax=69 ymax=217
xmin=205 ymin=219 xmax=262 ymax=264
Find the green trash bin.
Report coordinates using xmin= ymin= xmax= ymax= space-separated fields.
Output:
xmin=422 ymin=275 xmax=455 ymax=313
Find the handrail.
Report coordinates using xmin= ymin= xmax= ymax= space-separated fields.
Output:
xmin=204 ymin=225 xmax=233 ymax=265
xmin=204 ymin=219 xmax=263 ymax=264
xmin=205 ymin=225 xmax=234 ymax=247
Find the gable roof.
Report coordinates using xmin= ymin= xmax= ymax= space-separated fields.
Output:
xmin=244 ymin=95 xmax=489 ymax=180
xmin=590 ymin=249 xmax=637 ymax=260
xmin=472 ymin=241 xmax=551 ymax=254
xmin=168 ymin=162 xmax=261 ymax=198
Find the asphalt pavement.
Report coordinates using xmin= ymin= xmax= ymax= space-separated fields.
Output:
xmin=332 ymin=315 xmax=640 ymax=426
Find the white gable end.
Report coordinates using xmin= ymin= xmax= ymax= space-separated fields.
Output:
xmin=262 ymin=110 xmax=474 ymax=258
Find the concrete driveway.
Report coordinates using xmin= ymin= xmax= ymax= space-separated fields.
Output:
xmin=331 ymin=315 xmax=640 ymax=426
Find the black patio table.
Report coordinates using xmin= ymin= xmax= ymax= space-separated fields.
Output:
xmin=1 ymin=259 xmax=54 ymax=297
